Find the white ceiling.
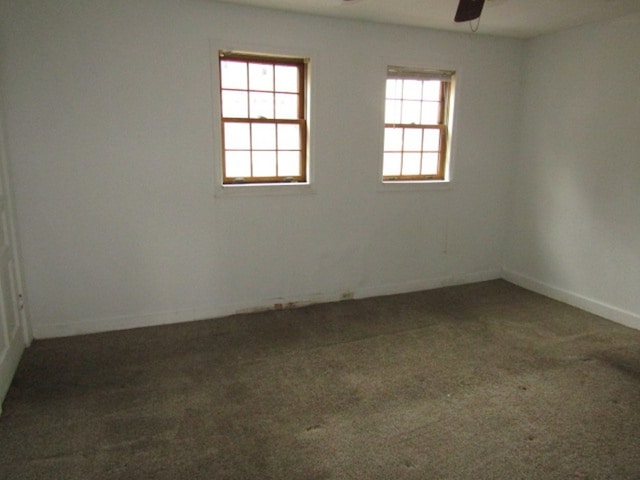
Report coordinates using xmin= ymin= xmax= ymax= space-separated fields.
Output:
xmin=215 ymin=0 xmax=640 ymax=38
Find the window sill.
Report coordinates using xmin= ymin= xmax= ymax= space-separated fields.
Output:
xmin=377 ymin=179 xmax=452 ymax=193
xmin=214 ymin=182 xmax=315 ymax=198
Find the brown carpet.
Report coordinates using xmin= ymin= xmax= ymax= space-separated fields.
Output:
xmin=1 ymin=280 xmax=640 ymax=479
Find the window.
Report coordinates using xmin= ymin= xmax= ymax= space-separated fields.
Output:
xmin=382 ymin=66 xmax=454 ymax=182
xmin=219 ymin=52 xmax=308 ymax=185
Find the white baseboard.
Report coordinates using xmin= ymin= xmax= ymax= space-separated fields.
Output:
xmin=32 ymin=307 xmax=222 ymax=339
xmin=32 ymin=269 xmax=502 ymax=339
xmin=357 ymin=269 xmax=502 ymax=299
xmin=30 ymin=268 xmax=640 ymax=338
xmin=502 ymin=268 xmax=640 ymax=331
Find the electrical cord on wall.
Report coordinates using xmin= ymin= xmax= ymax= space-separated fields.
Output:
xmin=469 ymin=17 xmax=481 ymax=33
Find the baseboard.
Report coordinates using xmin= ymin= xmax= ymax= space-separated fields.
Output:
xmin=32 ymin=269 xmax=502 ymax=339
xmin=357 ymin=269 xmax=502 ymax=299
xmin=32 ymin=307 xmax=220 ymax=339
xmin=502 ymin=268 xmax=640 ymax=331
xmin=31 ymin=293 xmax=357 ymax=339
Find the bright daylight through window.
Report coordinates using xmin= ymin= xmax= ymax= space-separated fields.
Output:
xmin=219 ymin=52 xmax=307 ymax=185
xmin=383 ymin=66 xmax=454 ymax=182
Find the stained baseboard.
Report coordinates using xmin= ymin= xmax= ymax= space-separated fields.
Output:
xmin=32 ymin=269 xmax=502 ymax=339
xmin=502 ymin=268 xmax=640 ymax=331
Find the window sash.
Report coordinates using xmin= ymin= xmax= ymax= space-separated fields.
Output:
xmin=382 ymin=125 xmax=447 ymax=180
xmin=221 ymin=118 xmax=307 ymax=183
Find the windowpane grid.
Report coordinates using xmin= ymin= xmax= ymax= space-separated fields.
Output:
xmin=220 ymin=53 xmax=307 ymax=184
xmin=383 ymin=71 xmax=452 ymax=181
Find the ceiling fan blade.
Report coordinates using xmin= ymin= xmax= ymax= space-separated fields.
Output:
xmin=454 ymin=0 xmax=486 ymax=22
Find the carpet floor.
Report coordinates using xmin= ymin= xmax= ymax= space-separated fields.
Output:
xmin=1 ymin=280 xmax=640 ymax=479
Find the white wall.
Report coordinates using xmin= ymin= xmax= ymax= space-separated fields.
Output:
xmin=504 ymin=13 xmax=640 ymax=329
xmin=0 ymin=0 xmax=523 ymax=337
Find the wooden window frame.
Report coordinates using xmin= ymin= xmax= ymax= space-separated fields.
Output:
xmin=382 ymin=67 xmax=454 ymax=182
xmin=219 ymin=52 xmax=308 ymax=185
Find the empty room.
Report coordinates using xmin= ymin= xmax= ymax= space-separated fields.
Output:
xmin=0 ymin=0 xmax=639 ymax=478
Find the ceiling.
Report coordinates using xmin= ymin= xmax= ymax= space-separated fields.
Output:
xmin=215 ymin=0 xmax=640 ymax=38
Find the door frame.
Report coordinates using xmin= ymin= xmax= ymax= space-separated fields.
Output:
xmin=0 ymin=93 xmax=31 ymax=412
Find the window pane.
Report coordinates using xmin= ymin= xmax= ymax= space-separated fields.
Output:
xmin=220 ymin=60 xmax=247 ymax=90
xmin=250 ymin=92 xmax=274 ymax=119
xmin=401 ymin=100 xmax=421 ymax=124
xmin=275 ymin=93 xmax=299 ymax=119
xmin=221 ymin=90 xmax=248 ymax=118
xmin=421 ymin=153 xmax=439 ymax=175
xmin=421 ymin=101 xmax=440 ymax=124
xmin=253 ymin=151 xmax=277 ymax=177
xmin=422 ymin=129 xmax=441 ymax=151
xmin=401 ymin=153 xmax=421 ymax=175
xmin=383 ymin=152 xmax=401 ymax=176
xmin=224 ymin=122 xmax=250 ymax=150
xmin=404 ymin=129 xmax=422 ymax=151
xmin=277 ymin=124 xmax=300 ymax=150
xmin=384 ymin=128 xmax=403 ymax=152
xmin=278 ymin=151 xmax=300 ymax=177
xmin=403 ymin=80 xmax=422 ymax=100
xmin=386 ymin=79 xmax=402 ymax=99
xmin=249 ymin=63 xmax=274 ymax=91
xmin=252 ymin=123 xmax=276 ymax=150
xmin=422 ymin=80 xmax=441 ymax=101
xmin=225 ymin=150 xmax=251 ymax=178
xmin=385 ymin=100 xmax=402 ymax=124
xmin=275 ymin=65 xmax=299 ymax=93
